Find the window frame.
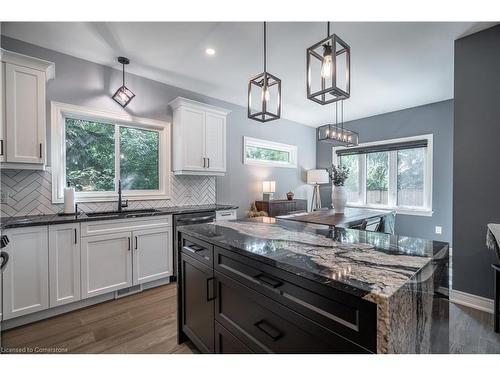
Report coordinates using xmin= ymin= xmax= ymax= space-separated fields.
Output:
xmin=333 ymin=134 xmax=433 ymax=216
xmin=51 ymin=101 xmax=171 ymax=203
xmin=243 ymin=136 xmax=298 ymax=169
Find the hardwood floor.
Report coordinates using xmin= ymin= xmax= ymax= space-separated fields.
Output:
xmin=450 ymin=303 xmax=500 ymax=354
xmin=1 ymin=283 xmax=197 ymax=354
xmin=2 ymin=283 xmax=498 ymax=354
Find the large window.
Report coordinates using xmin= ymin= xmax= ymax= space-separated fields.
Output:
xmin=333 ymin=135 xmax=433 ymax=216
xmin=51 ymin=102 xmax=170 ymax=203
xmin=243 ymin=137 xmax=297 ymax=168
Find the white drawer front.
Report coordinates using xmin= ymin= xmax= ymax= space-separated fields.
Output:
xmin=216 ymin=210 xmax=237 ymax=221
xmin=81 ymin=215 xmax=171 ymax=237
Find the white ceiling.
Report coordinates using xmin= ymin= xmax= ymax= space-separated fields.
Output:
xmin=1 ymin=22 xmax=496 ymax=126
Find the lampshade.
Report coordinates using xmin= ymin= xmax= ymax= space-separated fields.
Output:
xmin=307 ymin=169 xmax=329 ymax=185
xmin=262 ymin=181 xmax=276 ymax=193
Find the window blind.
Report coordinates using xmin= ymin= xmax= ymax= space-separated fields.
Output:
xmin=336 ymin=139 xmax=428 ymax=157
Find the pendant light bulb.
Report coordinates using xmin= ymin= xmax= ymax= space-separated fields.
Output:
xmin=261 ymin=86 xmax=270 ymax=103
xmin=321 ymin=44 xmax=333 ymax=79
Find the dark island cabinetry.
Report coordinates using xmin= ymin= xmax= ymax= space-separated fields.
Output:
xmin=177 ymin=232 xmax=376 ymax=354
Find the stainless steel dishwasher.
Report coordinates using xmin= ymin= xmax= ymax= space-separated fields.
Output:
xmin=172 ymin=211 xmax=216 ymax=280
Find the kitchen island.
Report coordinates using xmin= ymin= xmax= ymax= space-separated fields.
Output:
xmin=177 ymin=217 xmax=449 ymax=354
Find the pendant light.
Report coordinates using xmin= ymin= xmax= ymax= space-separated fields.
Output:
xmin=306 ymin=22 xmax=350 ymax=105
xmin=248 ymin=22 xmax=282 ymax=122
xmin=112 ymin=56 xmax=135 ymax=108
xmin=317 ymin=100 xmax=358 ymax=146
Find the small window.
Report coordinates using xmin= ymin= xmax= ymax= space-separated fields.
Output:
xmin=243 ymin=136 xmax=297 ymax=168
xmin=335 ymin=135 xmax=433 ymax=216
xmin=51 ymin=102 xmax=170 ymax=203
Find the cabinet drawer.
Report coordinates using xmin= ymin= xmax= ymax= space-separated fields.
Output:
xmin=215 ymin=271 xmax=368 ymax=353
xmin=215 ymin=321 xmax=252 ymax=354
xmin=81 ymin=215 xmax=171 ymax=237
xmin=180 ymin=233 xmax=213 ymax=267
xmin=214 ymin=246 xmax=376 ymax=352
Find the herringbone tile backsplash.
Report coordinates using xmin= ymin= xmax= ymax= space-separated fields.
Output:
xmin=0 ymin=168 xmax=216 ymax=217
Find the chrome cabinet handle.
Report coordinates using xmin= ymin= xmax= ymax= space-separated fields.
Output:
xmin=74 ymin=228 xmax=78 ymax=244
xmin=183 ymin=245 xmax=204 ymax=254
xmin=0 ymin=140 xmax=4 ymax=156
xmin=207 ymin=158 xmax=210 ymax=168
xmin=135 ymin=236 xmax=138 ymax=250
xmin=128 ymin=237 xmax=131 ymax=251
xmin=203 ymin=157 xmax=206 ymax=168
xmin=39 ymin=143 xmax=43 ymax=158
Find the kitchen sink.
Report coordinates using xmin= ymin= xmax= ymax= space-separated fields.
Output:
xmin=85 ymin=209 xmax=159 ymax=218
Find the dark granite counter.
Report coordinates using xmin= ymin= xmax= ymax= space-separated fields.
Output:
xmin=0 ymin=204 xmax=238 ymax=230
xmin=178 ymin=217 xmax=450 ymax=353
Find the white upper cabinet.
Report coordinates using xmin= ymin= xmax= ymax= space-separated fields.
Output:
xmin=169 ymin=97 xmax=230 ymax=176
xmin=1 ymin=49 xmax=55 ymax=169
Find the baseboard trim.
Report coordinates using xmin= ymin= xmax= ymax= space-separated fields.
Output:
xmin=450 ymin=289 xmax=494 ymax=314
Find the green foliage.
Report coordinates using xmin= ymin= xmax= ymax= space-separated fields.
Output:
xmin=366 ymin=152 xmax=388 ymax=191
xmin=65 ymin=118 xmax=159 ymax=192
xmin=246 ymin=146 xmax=289 ymax=163
xmin=327 ymin=164 xmax=350 ymax=186
xmin=120 ymin=127 xmax=159 ymax=190
xmin=397 ymin=148 xmax=424 ymax=190
xmin=65 ymin=118 xmax=115 ymax=192
xmin=339 ymin=155 xmax=359 ymax=192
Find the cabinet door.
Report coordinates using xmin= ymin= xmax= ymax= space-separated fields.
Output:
xmin=204 ymin=111 xmax=226 ymax=172
xmin=49 ymin=223 xmax=81 ymax=307
xmin=181 ymin=107 xmax=206 ymax=171
xmin=5 ymin=63 xmax=45 ymax=164
xmin=81 ymin=232 xmax=132 ymax=299
xmin=2 ymin=226 xmax=49 ymax=320
xmin=0 ymin=63 xmax=5 ymax=162
xmin=132 ymin=227 xmax=172 ymax=285
xmin=180 ymin=252 xmax=215 ymax=353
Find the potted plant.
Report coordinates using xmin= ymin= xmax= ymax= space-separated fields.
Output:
xmin=327 ymin=164 xmax=349 ymax=214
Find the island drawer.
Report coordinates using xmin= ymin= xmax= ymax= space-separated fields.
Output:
xmin=214 ymin=246 xmax=377 ymax=352
xmin=215 ymin=321 xmax=253 ymax=353
xmin=215 ymin=271 xmax=369 ymax=353
xmin=180 ymin=234 xmax=214 ymax=267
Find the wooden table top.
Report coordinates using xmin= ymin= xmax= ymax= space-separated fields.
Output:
xmin=277 ymin=207 xmax=392 ymax=227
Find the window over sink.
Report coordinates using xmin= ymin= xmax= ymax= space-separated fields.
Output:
xmin=333 ymin=135 xmax=433 ymax=216
xmin=51 ymin=102 xmax=170 ymax=203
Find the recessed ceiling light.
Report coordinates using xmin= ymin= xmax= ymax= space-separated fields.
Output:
xmin=205 ymin=48 xmax=216 ymax=56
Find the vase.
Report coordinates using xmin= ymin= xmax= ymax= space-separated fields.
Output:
xmin=332 ymin=185 xmax=347 ymax=214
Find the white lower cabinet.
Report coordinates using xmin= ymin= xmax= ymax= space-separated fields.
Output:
xmin=133 ymin=227 xmax=172 ymax=285
xmin=81 ymin=232 xmax=133 ymax=299
xmin=49 ymin=223 xmax=81 ymax=307
xmin=2 ymin=226 xmax=49 ymax=320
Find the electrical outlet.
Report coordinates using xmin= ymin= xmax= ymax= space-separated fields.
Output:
xmin=0 ymin=191 xmax=9 ymax=204
xmin=435 ymin=226 xmax=442 ymax=235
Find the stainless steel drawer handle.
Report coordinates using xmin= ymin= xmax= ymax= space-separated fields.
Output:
xmin=183 ymin=245 xmax=204 ymax=254
xmin=178 ymin=216 xmax=214 ymax=224
xmin=206 ymin=277 xmax=216 ymax=301
xmin=219 ymin=213 xmax=232 ymax=217
xmin=254 ymin=320 xmax=283 ymax=341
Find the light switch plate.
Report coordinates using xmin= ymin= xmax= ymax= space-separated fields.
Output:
xmin=435 ymin=226 xmax=442 ymax=235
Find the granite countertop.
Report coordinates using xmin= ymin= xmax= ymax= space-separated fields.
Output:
xmin=178 ymin=217 xmax=449 ymax=302
xmin=0 ymin=204 xmax=238 ymax=229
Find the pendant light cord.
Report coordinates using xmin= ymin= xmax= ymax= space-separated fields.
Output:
xmin=263 ymin=21 xmax=267 ymax=73
xmin=327 ymin=21 xmax=330 ymax=38
xmin=122 ymin=63 xmax=125 ymax=86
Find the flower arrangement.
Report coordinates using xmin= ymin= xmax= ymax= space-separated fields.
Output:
xmin=327 ymin=164 xmax=350 ymax=186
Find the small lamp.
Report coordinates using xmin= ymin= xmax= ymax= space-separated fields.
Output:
xmin=112 ymin=57 xmax=135 ymax=108
xmin=262 ymin=181 xmax=276 ymax=201
xmin=307 ymin=169 xmax=329 ymax=211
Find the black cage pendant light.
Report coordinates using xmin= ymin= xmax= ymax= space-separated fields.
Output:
xmin=306 ymin=22 xmax=350 ymax=105
xmin=248 ymin=22 xmax=282 ymax=122
xmin=112 ymin=56 xmax=135 ymax=108
xmin=317 ymin=100 xmax=358 ymax=146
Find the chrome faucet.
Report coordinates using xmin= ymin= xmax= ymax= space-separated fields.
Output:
xmin=117 ymin=180 xmax=128 ymax=212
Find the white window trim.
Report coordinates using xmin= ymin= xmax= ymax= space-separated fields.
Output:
xmin=333 ymin=134 xmax=433 ymax=217
xmin=243 ymin=136 xmax=298 ymax=169
xmin=51 ymin=101 xmax=171 ymax=204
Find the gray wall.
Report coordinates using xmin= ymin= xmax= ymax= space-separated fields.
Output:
xmin=1 ymin=36 xmax=316 ymax=218
xmin=317 ymin=100 xmax=454 ymax=243
xmin=453 ymin=25 xmax=500 ymax=299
